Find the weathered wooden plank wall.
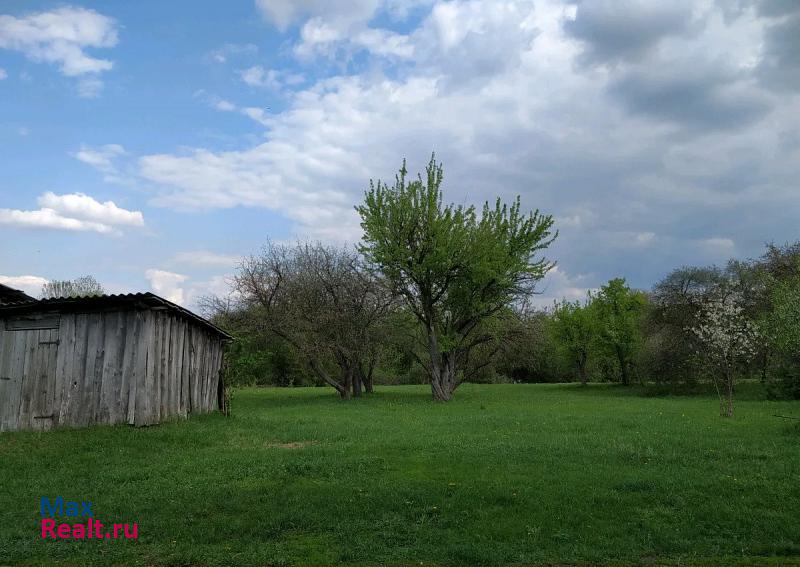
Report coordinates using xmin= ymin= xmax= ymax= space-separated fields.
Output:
xmin=0 ymin=308 xmax=225 ymax=432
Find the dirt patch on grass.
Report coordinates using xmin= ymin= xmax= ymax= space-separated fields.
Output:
xmin=264 ymin=440 xmax=317 ymax=449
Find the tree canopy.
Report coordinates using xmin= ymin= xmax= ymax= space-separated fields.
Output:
xmin=357 ymin=155 xmax=556 ymax=400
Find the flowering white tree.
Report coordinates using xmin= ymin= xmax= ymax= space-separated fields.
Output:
xmin=690 ymin=290 xmax=760 ymax=417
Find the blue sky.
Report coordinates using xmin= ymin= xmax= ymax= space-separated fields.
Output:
xmin=1 ymin=1 xmax=799 ymax=307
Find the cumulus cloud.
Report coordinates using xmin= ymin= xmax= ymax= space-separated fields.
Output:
xmin=144 ymin=269 xmax=233 ymax=307
xmin=564 ymin=0 xmax=698 ymax=65
xmin=0 ymin=274 xmax=48 ymax=297
xmin=0 ymin=6 xmax=118 ymax=80
xmin=254 ymin=0 xmax=429 ymax=59
xmin=145 ymin=269 xmax=187 ymax=304
xmin=135 ymin=0 xmax=800 ymax=302
xmin=0 ymin=67 xmax=6 ymax=79
xmin=38 ymin=192 xmax=143 ymax=227
xmin=0 ymin=192 xmax=144 ymax=235
xmin=255 ymin=0 xmax=383 ymax=31
xmin=532 ymin=266 xmax=595 ymax=308
xmin=607 ymin=61 xmax=770 ymax=130
xmin=757 ymin=6 xmax=800 ymax=91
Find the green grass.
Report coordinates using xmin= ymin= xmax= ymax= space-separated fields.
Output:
xmin=1 ymin=383 xmax=799 ymax=566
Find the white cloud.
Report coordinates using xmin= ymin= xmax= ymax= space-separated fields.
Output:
xmin=184 ymin=275 xmax=236 ymax=308
xmin=0 ymin=275 xmax=48 ymax=297
xmin=0 ymin=67 xmax=6 ymax=79
xmin=174 ymin=250 xmax=240 ymax=268
xmin=215 ymin=99 xmax=236 ymax=112
xmin=134 ymin=0 xmax=799 ymax=292
xmin=531 ymin=266 xmax=594 ymax=308
xmin=295 ymin=19 xmax=414 ymax=58
xmin=0 ymin=192 xmax=144 ymax=235
xmin=239 ymin=65 xmax=304 ymax=89
xmin=240 ymin=107 xmax=271 ymax=126
xmin=38 ymin=192 xmax=143 ymax=227
xmin=145 ymin=269 xmax=187 ymax=304
xmin=193 ymin=90 xmax=273 ymax=125
xmin=0 ymin=207 xmax=114 ymax=234
xmin=255 ymin=0 xmax=381 ymax=31
xmin=0 ymin=6 xmax=118 ymax=76
xmin=73 ymin=144 xmax=126 ymax=173
xmin=145 ymin=268 xmax=235 ymax=309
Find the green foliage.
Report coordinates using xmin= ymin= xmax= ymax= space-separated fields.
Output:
xmin=223 ymin=331 xmax=311 ymax=387
xmin=549 ymin=298 xmax=594 ymax=383
xmin=766 ymin=271 xmax=800 ymax=355
xmin=591 ymin=278 xmax=648 ymax=385
xmin=763 ymin=267 xmax=800 ymax=399
xmin=496 ymin=310 xmax=567 ymax=383
xmin=357 ymin=155 xmax=556 ymax=399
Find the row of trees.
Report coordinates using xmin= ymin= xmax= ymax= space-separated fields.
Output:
xmin=539 ymin=243 xmax=800 ymax=416
xmin=207 ymin=157 xmax=557 ymax=402
xmin=204 ymin=157 xmax=799 ymax=415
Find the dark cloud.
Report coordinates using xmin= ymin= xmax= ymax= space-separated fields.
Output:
xmin=608 ymin=64 xmax=770 ymax=130
xmin=756 ymin=0 xmax=800 ymax=18
xmin=564 ymin=0 xmax=696 ymax=65
xmin=757 ymin=13 xmax=800 ymax=91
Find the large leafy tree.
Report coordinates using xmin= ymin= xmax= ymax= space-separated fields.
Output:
xmin=550 ymin=299 xmax=594 ymax=385
xmin=592 ymin=278 xmax=647 ymax=386
xmin=646 ymin=266 xmax=727 ymax=385
xmin=357 ymin=156 xmax=556 ymax=401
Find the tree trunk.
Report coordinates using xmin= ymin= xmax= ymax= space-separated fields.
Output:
xmin=616 ymin=347 xmax=630 ymax=386
xmin=352 ymin=365 xmax=362 ymax=398
xmin=341 ymin=364 xmax=354 ymax=399
xmin=363 ymin=362 xmax=374 ymax=394
xmin=723 ymin=372 xmax=734 ymax=418
xmin=430 ymin=354 xmax=456 ymax=401
xmin=578 ymin=362 xmax=588 ymax=386
xmin=426 ymin=322 xmax=457 ymax=401
xmin=309 ymin=358 xmax=349 ymax=399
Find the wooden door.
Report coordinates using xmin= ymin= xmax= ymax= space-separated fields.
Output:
xmin=0 ymin=317 xmax=60 ymax=431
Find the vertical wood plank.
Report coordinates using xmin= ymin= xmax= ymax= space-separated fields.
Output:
xmin=121 ymin=310 xmax=139 ymax=425
xmin=85 ymin=313 xmax=105 ymax=426
xmin=181 ymin=323 xmax=191 ymax=416
xmin=65 ymin=313 xmax=89 ymax=427
xmin=99 ymin=311 xmax=124 ymax=424
xmin=135 ymin=310 xmax=155 ymax=426
xmin=174 ymin=319 xmax=187 ymax=418
xmin=55 ymin=314 xmax=76 ymax=427
xmin=0 ymin=329 xmax=24 ymax=431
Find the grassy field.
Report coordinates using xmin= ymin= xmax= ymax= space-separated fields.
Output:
xmin=1 ymin=383 xmax=799 ymax=566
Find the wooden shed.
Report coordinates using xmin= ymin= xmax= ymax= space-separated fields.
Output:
xmin=0 ymin=291 xmax=232 ymax=432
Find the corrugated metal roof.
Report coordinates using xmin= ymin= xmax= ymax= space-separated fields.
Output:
xmin=0 ymin=283 xmax=35 ymax=304
xmin=0 ymin=292 xmax=233 ymax=340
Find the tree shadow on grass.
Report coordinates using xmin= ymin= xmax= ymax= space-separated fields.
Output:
xmin=559 ymin=380 xmax=769 ymax=401
xmin=235 ymin=386 xmax=435 ymax=411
